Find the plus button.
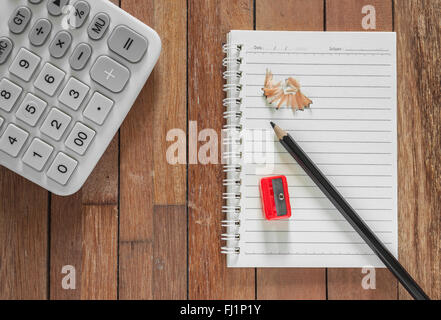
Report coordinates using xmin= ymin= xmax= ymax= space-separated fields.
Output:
xmin=104 ymin=69 xmax=116 ymax=80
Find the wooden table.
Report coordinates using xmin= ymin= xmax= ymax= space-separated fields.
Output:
xmin=0 ymin=0 xmax=439 ymax=300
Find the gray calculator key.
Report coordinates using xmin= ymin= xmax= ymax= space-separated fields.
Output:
xmin=69 ymin=43 xmax=92 ymax=70
xmin=29 ymin=19 xmax=52 ymax=46
xmin=0 ymin=78 xmax=23 ymax=112
xmin=108 ymin=25 xmax=149 ymax=63
xmin=0 ymin=37 xmax=14 ymax=65
xmin=68 ymin=1 xmax=90 ymax=28
xmin=88 ymin=12 xmax=110 ymax=40
xmin=9 ymin=48 xmax=41 ymax=82
xmin=9 ymin=6 xmax=32 ymax=34
xmin=47 ymin=0 xmax=69 ymax=16
xmin=47 ymin=152 xmax=78 ymax=185
xmin=49 ymin=31 xmax=72 ymax=58
xmin=90 ymin=56 xmax=130 ymax=93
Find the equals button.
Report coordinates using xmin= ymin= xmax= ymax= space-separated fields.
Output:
xmin=108 ymin=25 xmax=149 ymax=63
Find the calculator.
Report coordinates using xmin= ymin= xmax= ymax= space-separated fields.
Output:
xmin=0 ymin=0 xmax=161 ymax=195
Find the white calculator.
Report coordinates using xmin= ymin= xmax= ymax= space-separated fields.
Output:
xmin=0 ymin=0 xmax=161 ymax=195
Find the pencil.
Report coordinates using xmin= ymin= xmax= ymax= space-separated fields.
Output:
xmin=270 ymin=121 xmax=430 ymax=300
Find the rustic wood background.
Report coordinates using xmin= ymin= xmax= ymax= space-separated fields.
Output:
xmin=0 ymin=0 xmax=439 ymax=300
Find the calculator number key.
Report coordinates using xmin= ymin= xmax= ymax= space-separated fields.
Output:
xmin=9 ymin=48 xmax=41 ymax=82
xmin=83 ymin=92 xmax=114 ymax=125
xmin=22 ymin=138 xmax=54 ymax=171
xmin=65 ymin=122 xmax=96 ymax=156
xmin=0 ymin=124 xmax=29 ymax=157
xmin=108 ymin=25 xmax=149 ymax=63
xmin=0 ymin=78 xmax=23 ymax=112
xmin=59 ymin=77 xmax=90 ymax=111
xmin=0 ymin=37 xmax=14 ymax=65
xmin=47 ymin=152 xmax=78 ymax=186
xmin=34 ymin=63 xmax=66 ymax=97
xmin=40 ymin=108 xmax=71 ymax=141
xmin=9 ymin=6 xmax=32 ymax=34
xmin=16 ymin=93 xmax=47 ymax=126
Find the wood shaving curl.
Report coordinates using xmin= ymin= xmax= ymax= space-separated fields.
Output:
xmin=263 ymin=70 xmax=312 ymax=111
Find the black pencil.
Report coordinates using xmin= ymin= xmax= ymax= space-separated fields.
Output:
xmin=270 ymin=121 xmax=429 ymax=300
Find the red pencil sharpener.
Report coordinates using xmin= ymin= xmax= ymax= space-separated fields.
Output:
xmin=259 ymin=175 xmax=292 ymax=220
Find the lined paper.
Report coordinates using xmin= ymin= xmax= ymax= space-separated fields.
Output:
xmin=226 ymin=31 xmax=397 ymax=268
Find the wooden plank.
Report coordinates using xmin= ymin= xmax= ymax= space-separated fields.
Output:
xmin=256 ymin=0 xmax=326 ymax=300
xmin=188 ymin=0 xmax=255 ymax=299
xmin=50 ymin=0 xmax=120 ymax=300
xmin=119 ymin=0 xmax=187 ymax=300
xmin=50 ymin=139 xmax=119 ymax=300
xmin=395 ymin=0 xmax=441 ymax=300
xmin=0 ymin=172 xmax=48 ymax=299
xmin=80 ymin=205 xmax=118 ymax=300
xmin=257 ymin=269 xmax=325 ymax=300
xmin=326 ymin=0 xmax=397 ymax=300
xmin=257 ymin=0 xmax=324 ymax=31
xmin=326 ymin=0 xmax=392 ymax=31
xmin=120 ymin=206 xmax=186 ymax=299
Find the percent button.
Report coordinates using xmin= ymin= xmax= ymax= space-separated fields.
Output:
xmin=68 ymin=1 xmax=90 ymax=28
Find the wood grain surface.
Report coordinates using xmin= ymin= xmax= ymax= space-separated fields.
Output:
xmin=119 ymin=0 xmax=187 ymax=300
xmin=0 ymin=0 xmax=439 ymax=300
xmin=395 ymin=0 xmax=441 ymax=300
xmin=188 ymin=0 xmax=255 ymax=300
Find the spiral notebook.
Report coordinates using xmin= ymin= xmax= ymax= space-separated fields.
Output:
xmin=222 ymin=31 xmax=397 ymax=268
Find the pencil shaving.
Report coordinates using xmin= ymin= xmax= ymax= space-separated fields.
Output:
xmin=263 ymin=70 xmax=312 ymax=111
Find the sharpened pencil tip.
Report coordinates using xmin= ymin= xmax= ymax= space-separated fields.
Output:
xmin=270 ymin=121 xmax=276 ymax=129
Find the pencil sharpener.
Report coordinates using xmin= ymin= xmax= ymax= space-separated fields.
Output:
xmin=259 ymin=176 xmax=292 ymax=220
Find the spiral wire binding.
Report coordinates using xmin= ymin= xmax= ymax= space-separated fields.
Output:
xmin=221 ymin=43 xmax=244 ymax=255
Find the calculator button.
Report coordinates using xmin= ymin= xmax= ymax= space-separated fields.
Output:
xmin=65 ymin=122 xmax=96 ymax=156
xmin=47 ymin=152 xmax=77 ymax=185
xmin=22 ymin=138 xmax=53 ymax=171
xmin=69 ymin=43 xmax=92 ymax=71
xmin=9 ymin=48 xmax=41 ymax=82
xmin=29 ymin=19 xmax=52 ymax=47
xmin=83 ymin=92 xmax=114 ymax=125
xmin=108 ymin=25 xmax=149 ymax=63
xmin=0 ymin=78 xmax=23 ymax=112
xmin=47 ymin=0 xmax=70 ymax=16
xmin=59 ymin=77 xmax=90 ymax=111
xmin=34 ymin=63 xmax=66 ymax=97
xmin=90 ymin=56 xmax=130 ymax=93
xmin=88 ymin=12 xmax=110 ymax=40
xmin=8 ymin=6 xmax=32 ymax=34
xmin=0 ymin=37 xmax=14 ymax=65
xmin=40 ymin=108 xmax=71 ymax=141
xmin=16 ymin=93 xmax=47 ymax=127
xmin=0 ymin=124 xmax=29 ymax=157
xmin=67 ymin=1 xmax=90 ymax=28
xmin=49 ymin=31 xmax=72 ymax=58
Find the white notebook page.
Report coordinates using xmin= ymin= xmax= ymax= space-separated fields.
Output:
xmin=226 ymin=31 xmax=397 ymax=268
